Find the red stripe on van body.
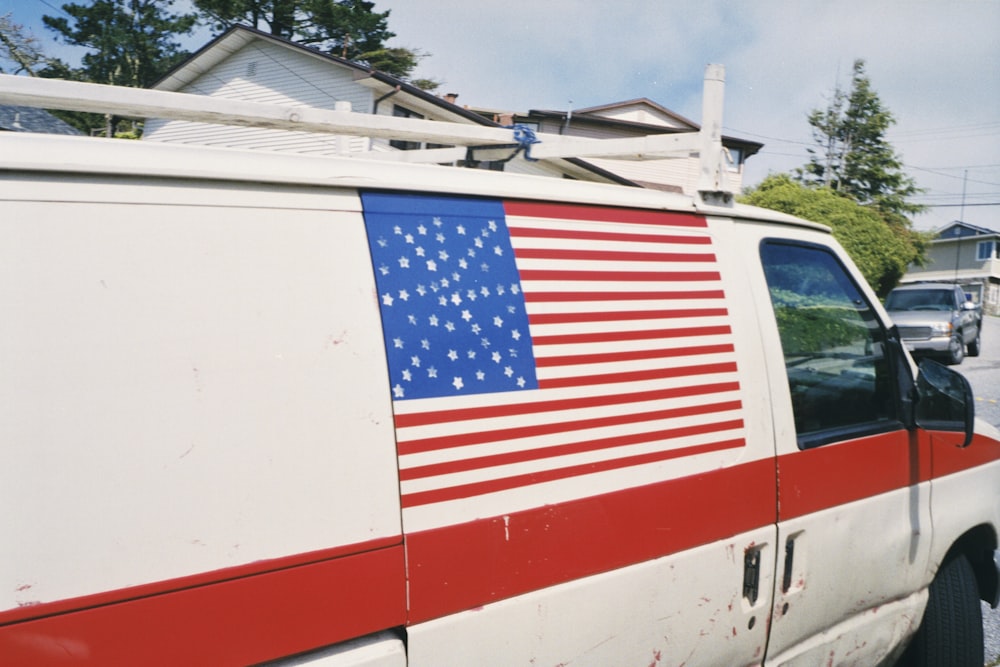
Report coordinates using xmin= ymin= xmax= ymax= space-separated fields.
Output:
xmin=0 ymin=541 xmax=405 ymax=666
xmin=405 ymin=456 xmax=776 ymax=623
xmin=930 ymin=430 xmax=1000 ymax=477
xmin=775 ymin=430 xmax=927 ymax=520
xmin=403 ymin=428 xmax=1000 ymax=624
xmin=3 ymin=431 xmax=996 ymax=660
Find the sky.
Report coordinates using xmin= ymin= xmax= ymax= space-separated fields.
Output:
xmin=4 ymin=0 xmax=999 ymax=232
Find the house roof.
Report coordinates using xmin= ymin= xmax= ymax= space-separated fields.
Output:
xmin=573 ymin=98 xmax=699 ymax=128
xmin=517 ymin=105 xmax=762 ymax=157
xmin=149 ymin=25 xmax=638 ymax=186
xmin=0 ymin=104 xmax=82 ymax=135
xmin=153 ymin=25 xmax=500 ymax=128
xmin=933 ymin=220 xmax=1000 ymax=241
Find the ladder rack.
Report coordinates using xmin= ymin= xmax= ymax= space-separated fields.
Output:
xmin=0 ymin=64 xmax=732 ymax=198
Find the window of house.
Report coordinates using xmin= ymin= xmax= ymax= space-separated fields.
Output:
xmin=726 ymin=147 xmax=743 ymax=172
xmin=760 ymin=240 xmax=900 ymax=448
xmin=977 ymin=240 xmax=996 ymax=261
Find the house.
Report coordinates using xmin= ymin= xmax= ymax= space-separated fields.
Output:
xmin=472 ymin=100 xmax=761 ymax=195
xmin=144 ymin=25 xmax=761 ymax=195
xmin=899 ymin=221 xmax=1000 ymax=315
xmin=143 ymin=25 xmax=632 ymax=186
xmin=0 ymin=104 xmax=81 ymax=135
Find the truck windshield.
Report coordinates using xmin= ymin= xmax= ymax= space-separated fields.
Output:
xmin=885 ymin=290 xmax=953 ymax=311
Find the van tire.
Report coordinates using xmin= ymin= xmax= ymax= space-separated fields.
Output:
xmin=898 ymin=554 xmax=983 ymax=667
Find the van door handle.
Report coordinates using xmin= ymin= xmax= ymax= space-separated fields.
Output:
xmin=743 ymin=547 xmax=761 ymax=604
xmin=782 ymin=537 xmax=796 ymax=593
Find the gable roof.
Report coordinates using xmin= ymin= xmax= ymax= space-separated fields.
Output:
xmin=0 ymin=104 xmax=82 ymax=135
xmin=153 ymin=25 xmax=493 ymax=127
xmin=494 ymin=98 xmax=761 ymax=158
xmin=934 ymin=220 xmax=1000 ymax=240
xmin=150 ymin=25 xmax=638 ymax=186
xmin=573 ymin=98 xmax=699 ymax=129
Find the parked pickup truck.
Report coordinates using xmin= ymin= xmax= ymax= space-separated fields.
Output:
xmin=885 ymin=282 xmax=983 ymax=364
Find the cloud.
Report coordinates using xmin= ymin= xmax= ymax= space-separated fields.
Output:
xmin=8 ymin=0 xmax=997 ymax=230
xmin=385 ymin=0 xmax=999 ymax=230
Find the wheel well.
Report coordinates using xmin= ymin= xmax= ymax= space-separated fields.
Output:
xmin=945 ymin=524 xmax=998 ymax=605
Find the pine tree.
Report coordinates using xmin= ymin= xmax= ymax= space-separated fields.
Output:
xmin=798 ymin=59 xmax=924 ymax=217
xmin=42 ymin=0 xmax=197 ymax=88
xmin=193 ymin=0 xmax=426 ymax=79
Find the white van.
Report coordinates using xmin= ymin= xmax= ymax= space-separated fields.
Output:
xmin=0 ymin=73 xmax=997 ymax=667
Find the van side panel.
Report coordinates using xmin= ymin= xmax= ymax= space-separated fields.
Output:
xmin=0 ymin=178 xmax=405 ymax=663
xmin=359 ymin=195 xmax=779 ymax=664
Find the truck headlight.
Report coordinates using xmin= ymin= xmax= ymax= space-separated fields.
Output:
xmin=930 ymin=322 xmax=954 ymax=336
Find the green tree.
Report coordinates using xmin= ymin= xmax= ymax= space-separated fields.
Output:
xmin=798 ymin=59 xmax=924 ymax=217
xmin=192 ymin=0 xmax=427 ymax=79
xmin=43 ymin=0 xmax=197 ymax=88
xmin=742 ymin=174 xmax=927 ymax=296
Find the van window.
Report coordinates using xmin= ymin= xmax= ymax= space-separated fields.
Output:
xmin=760 ymin=241 xmax=899 ymax=448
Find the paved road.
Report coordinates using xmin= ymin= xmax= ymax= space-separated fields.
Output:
xmin=949 ymin=314 xmax=1000 ymax=665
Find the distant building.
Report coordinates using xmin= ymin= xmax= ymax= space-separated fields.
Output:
xmin=144 ymin=25 xmax=761 ymax=195
xmin=472 ymin=100 xmax=761 ymax=195
xmin=0 ymin=104 xmax=81 ymax=135
xmin=143 ymin=25 xmax=627 ymax=185
xmin=900 ymin=221 xmax=1000 ymax=315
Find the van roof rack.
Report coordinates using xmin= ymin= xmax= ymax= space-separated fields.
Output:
xmin=0 ymin=64 xmax=733 ymax=204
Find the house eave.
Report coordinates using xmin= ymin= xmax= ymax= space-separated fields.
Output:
xmin=520 ymin=109 xmax=762 ymax=156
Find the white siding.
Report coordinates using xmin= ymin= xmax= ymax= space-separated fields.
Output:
xmin=585 ymin=104 xmax=690 ymax=130
xmin=144 ymin=41 xmax=373 ymax=154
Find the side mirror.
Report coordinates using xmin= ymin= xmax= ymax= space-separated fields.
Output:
xmin=962 ymin=301 xmax=977 ymax=311
xmin=914 ymin=359 xmax=974 ymax=447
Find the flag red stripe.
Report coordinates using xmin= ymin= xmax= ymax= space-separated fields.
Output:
xmin=514 ymin=248 xmax=716 ymax=263
xmin=531 ymin=325 xmax=732 ymax=345
xmin=393 ymin=381 xmax=741 ymax=428
xmin=538 ymin=362 xmax=739 ymax=389
xmin=401 ymin=434 xmax=745 ymax=507
xmin=504 ymin=200 xmax=707 ymax=227
xmin=398 ymin=400 xmax=744 ymax=461
xmin=508 ymin=226 xmax=712 ymax=245
xmin=519 ymin=269 xmax=721 ymax=282
xmin=524 ymin=289 xmax=726 ymax=302
xmin=536 ymin=343 xmax=735 ymax=368
xmin=528 ymin=308 xmax=728 ymax=325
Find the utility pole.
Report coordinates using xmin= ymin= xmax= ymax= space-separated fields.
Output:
xmin=953 ymin=169 xmax=968 ymax=281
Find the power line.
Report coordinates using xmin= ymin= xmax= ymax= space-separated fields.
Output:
xmin=921 ymin=202 xmax=1000 ymax=208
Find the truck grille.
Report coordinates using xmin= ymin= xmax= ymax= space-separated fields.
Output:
xmin=899 ymin=326 xmax=932 ymax=340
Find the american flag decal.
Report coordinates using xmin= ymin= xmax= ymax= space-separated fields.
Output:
xmin=362 ymin=193 xmax=539 ymax=400
xmin=362 ymin=193 xmax=745 ymax=523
